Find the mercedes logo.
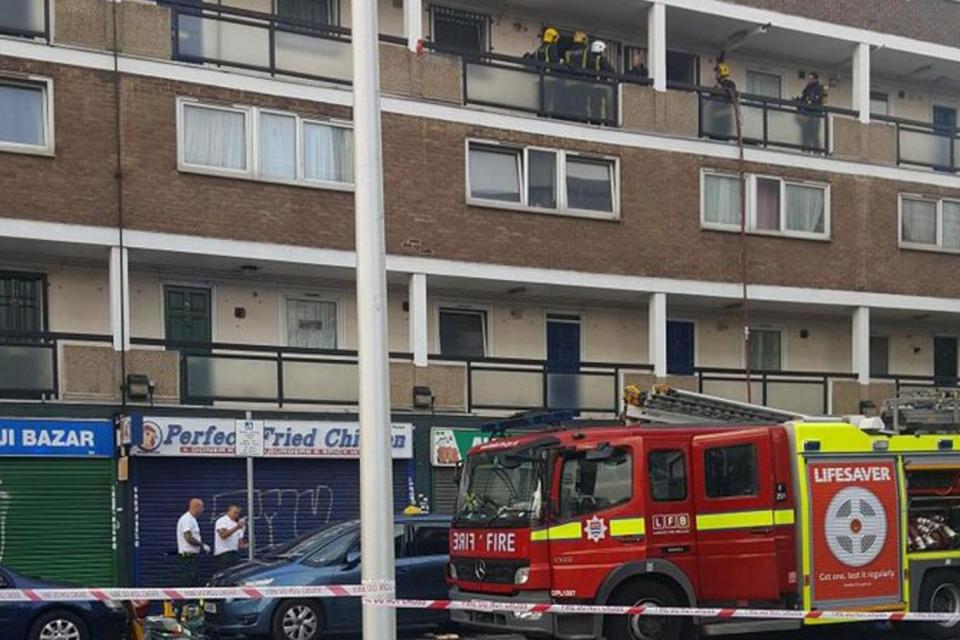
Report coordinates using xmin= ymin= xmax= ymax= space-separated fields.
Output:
xmin=474 ymin=559 xmax=486 ymax=581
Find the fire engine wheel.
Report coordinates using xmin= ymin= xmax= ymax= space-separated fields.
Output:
xmin=919 ymin=573 xmax=960 ymax=639
xmin=603 ymin=580 xmax=688 ymax=640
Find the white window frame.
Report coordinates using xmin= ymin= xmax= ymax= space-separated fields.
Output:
xmin=700 ymin=169 xmax=831 ymax=241
xmin=176 ymin=97 xmax=354 ymax=191
xmin=279 ymin=290 xmax=345 ymax=350
xmin=898 ymin=193 xmax=960 ymax=254
xmin=0 ymin=74 xmax=55 ymax=157
xmin=434 ymin=304 xmax=490 ymax=358
xmin=465 ymin=139 xmax=620 ymax=220
xmin=746 ymin=325 xmax=785 ymax=372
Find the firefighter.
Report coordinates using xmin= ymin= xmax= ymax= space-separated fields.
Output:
xmin=710 ymin=59 xmax=738 ymax=139
xmin=563 ymin=30 xmax=589 ymax=67
xmin=797 ymin=71 xmax=826 ymax=151
xmin=532 ymin=27 xmax=562 ymax=65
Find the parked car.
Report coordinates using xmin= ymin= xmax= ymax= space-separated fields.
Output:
xmin=205 ymin=514 xmax=451 ymax=640
xmin=0 ymin=566 xmax=128 ymax=640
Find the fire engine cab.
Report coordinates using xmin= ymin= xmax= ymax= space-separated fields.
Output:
xmin=447 ymin=388 xmax=960 ymax=640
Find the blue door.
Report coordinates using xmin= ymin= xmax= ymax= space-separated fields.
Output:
xmin=547 ymin=316 xmax=581 ymax=408
xmin=667 ymin=321 xmax=695 ymax=375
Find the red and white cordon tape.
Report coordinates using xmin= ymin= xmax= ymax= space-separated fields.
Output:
xmin=364 ymin=598 xmax=960 ymax=624
xmin=3 ymin=582 xmax=959 ymax=623
xmin=0 ymin=580 xmax=394 ymax=603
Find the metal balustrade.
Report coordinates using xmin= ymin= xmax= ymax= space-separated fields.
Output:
xmin=0 ymin=331 xmax=113 ymax=400
xmin=874 ymin=114 xmax=960 ymax=172
xmin=694 ymin=367 xmax=858 ymax=415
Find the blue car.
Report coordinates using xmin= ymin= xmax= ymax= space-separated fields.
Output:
xmin=0 ymin=566 xmax=128 ymax=640
xmin=204 ymin=515 xmax=451 ymax=640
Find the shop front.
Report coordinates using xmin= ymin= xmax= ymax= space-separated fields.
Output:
xmin=0 ymin=417 xmax=118 ymax=585
xmin=130 ymin=416 xmax=413 ymax=587
xmin=429 ymin=427 xmax=490 ymax=514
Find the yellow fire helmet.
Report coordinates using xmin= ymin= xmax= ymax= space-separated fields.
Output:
xmin=573 ymin=30 xmax=588 ymax=44
xmin=542 ymin=27 xmax=560 ymax=44
xmin=716 ymin=61 xmax=731 ymax=78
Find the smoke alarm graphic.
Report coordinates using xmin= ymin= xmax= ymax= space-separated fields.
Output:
xmin=824 ymin=486 xmax=887 ymax=567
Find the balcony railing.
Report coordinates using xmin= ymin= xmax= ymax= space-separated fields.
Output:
xmin=1 ymin=0 xmax=48 ymax=39
xmin=450 ymin=49 xmax=639 ymax=128
xmin=873 ymin=373 xmax=960 ymax=395
xmin=694 ymin=367 xmax=858 ymax=415
xmin=163 ymin=0 xmax=356 ymax=84
xmin=436 ymin=355 xmax=653 ymax=414
xmin=0 ymin=331 xmax=113 ymax=400
xmin=874 ymin=114 xmax=960 ymax=172
xmin=686 ymin=85 xmax=856 ymax=154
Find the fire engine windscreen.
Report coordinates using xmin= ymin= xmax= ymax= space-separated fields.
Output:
xmin=455 ymin=449 xmax=546 ymax=528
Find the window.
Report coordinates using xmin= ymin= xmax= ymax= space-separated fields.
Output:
xmin=870 ymin=91 xmax=889 ymax=116
xmin=177 ymin=98 xmax=354 ymax=189
xmin=649 ymin=450 xmax=687 ymax=502
xmin=276 ymin=0 xmax=336 ymax=25
xmin=439 ymin=308 xmax=486 ymax=358
xmin=467 ymin=141 xmax=619 ymax=219
xmin=559 ymin=448 xmax=632 ymax=518
xmin=0 ymin=77 xmax=53 ymax=154
xmin=412 ymin=526 xmax=450 ymax=556
xmin=0 ymin=273 xmax=44 ymax=333
xmin=749 ymin=328 xmax=782 ymax=371
xmin=901 ymin=196 xmax=960 ymax=252
xmin=431 ymin=5 xmax=488 ymax=52
xmin=286 ymin=298 xmax=337 ymax=349
xmin=666 ymin=51 xmax=698 ymax=86
xmin=746 ymin=71 xmax=781 ymax=99
xmin=704 ymin=444 xmax=757 ymax=498
xmin=870 ymin=336 xmax=889 ymax=377
xmin=701 ymin=170 xmax=829 ymax=239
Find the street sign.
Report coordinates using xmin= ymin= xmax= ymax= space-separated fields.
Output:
xmin=235 ymin=420 xmax=265 ymax=457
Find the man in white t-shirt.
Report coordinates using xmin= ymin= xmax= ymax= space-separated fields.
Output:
xmin=214 ymin=504 xmax=246 ymax=572
xmin=176 ymin=498 xmax=209 ymax=589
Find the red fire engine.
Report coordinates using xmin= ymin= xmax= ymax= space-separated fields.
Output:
xmin=447 ymin=388 xmax=960 ymax=640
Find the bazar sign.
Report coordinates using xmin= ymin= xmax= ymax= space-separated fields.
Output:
xmin=0 ymin=419 xmax=113 ymax=458
xmin=133 ymin=418 xmax=413 ymax=459
xmin=431 ymin=428 xmax=490 ymax=467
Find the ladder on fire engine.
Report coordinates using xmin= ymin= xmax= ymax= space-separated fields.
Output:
xmin=623 ymin=384 xmax=807 ymax=425
xmin=883 ymin=388 xmax=960 ymax=434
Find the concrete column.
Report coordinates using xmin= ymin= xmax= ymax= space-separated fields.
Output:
xmin=648 ymin=2 xmax=667 ymax=92
xmin=649 ymin=292 xmax=668 ymax=377
xmin=109 ymin=246 xmax=130 ymax=351
xmin=403 ymin=0 xmax=424 ymax=51
xmin=852 ymin=306 xmax=871 ymax=384
xmin=852 ymin=43 xmax=871 ymax=124
xmin=408 ymin=273 xmax=428 ymax=367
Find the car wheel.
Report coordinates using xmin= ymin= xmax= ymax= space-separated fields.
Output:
xmin=272 ymin=599 xmax=323 ymax=640
xmin=603 ymin=580 xmax=689 ymax=640
xmin=919 ymin=572 xmax=960 ymax=639
xmin=28 ymin=610 xmax=89 ymax=640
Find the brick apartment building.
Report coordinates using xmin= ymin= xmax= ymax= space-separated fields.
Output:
xmin=2 ymin=0 xmax=960 ymax=584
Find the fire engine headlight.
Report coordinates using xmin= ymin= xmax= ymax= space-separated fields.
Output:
xmin=514 ymin=567 xmax=531 ymax=585
xmin=448 ymin=562 xmax=458 ymax=580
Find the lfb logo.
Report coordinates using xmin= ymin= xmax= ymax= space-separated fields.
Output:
xmin=824 ymin=486 xmax=887 ymax=567
xmin=652 ymin=513 xmax=691 ymax=533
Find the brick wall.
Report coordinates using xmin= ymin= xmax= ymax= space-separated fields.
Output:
xmin=3 ymin=58 xmax=960 ymax=301
xmin=735 ymin=0 xmax=960 ymax=48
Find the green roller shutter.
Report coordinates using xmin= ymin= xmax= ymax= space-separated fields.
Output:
xmin=0 ymin=458 xmax=117 ymax=585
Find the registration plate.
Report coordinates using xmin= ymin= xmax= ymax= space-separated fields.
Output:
xmin=204 ymin=602 xmax=218 ymax=614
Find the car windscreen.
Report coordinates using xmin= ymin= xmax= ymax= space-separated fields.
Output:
xmin=275 ymin=520 xmax=358 ymax=560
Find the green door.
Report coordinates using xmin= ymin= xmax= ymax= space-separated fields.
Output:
xmin=0 ymin=459 xmax=117 ymax=585
xmin=164 ymin=286 xmax=211 ymax=344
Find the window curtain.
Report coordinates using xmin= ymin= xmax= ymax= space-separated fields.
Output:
xmin=527 ymin=150 xmax=557 ymax=209
xmin=183 ymin=105 xmax=246 ymax=170
xmin=749 ymin=329 xmax=781 ymax=371
xmin=286 ymin=299 xmax=337 ymax=349
xmin=258 ymin=113 xmax=296 ymax=179
xmin=902 ymin=198 xmax=937 ymax=244
xmin=704 ymin=175 xmax=741 ymax=225
xmin=469 ymin=147 xmax=521 ymax=202
xmin=746 ymin=71 xmax=781 ymax=99
xmin=0 ymin=84 xmax=44 ymax=146
xmin=755 ymin=178 xmax=781 ymax=230
xmin=304 ymin=123 xmax=354 ymax=184
xmin=943 ymin=201 xmax=960 ymax=249
xmin=439 ymin=310 xmax=486 ymax=358
xmin=566 ymin=158 xmax=613 ymax=212
xmin=785 ymin=184 xmax=825 ymax=233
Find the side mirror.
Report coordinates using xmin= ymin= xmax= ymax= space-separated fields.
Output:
xmin=343 ymin=550 xmax=361 ymax=569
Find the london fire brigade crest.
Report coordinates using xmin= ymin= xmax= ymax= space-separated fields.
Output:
xmin=824 ymin=486 xmax=887 ymax=567
xmin=584 ymin=515 xmax=608 ymax=542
